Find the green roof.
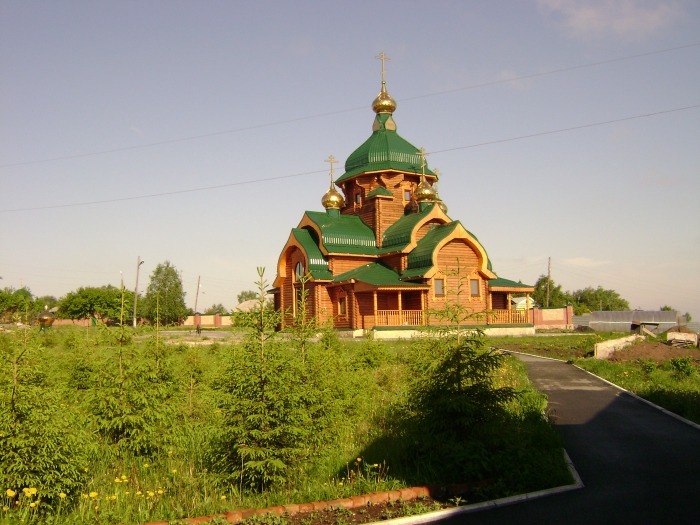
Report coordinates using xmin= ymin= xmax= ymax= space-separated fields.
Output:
xmin=337 ymin=113 xmax=436 ymax=183
xmin=381 ymin=203 xmax=436 ymax=249
xmin=292 ymin=228 xmax=333 ymax=280
xmin=305 ymin=211 xmax=378 ymax=254
xmin=401 ymin=222 xmax=460 ymax=279
xmin=367 ymin=186 xmax=393 ymax=198
xmin=488 ymin=277 xmax=533 ymax=289
xmin=333 ymin=262 xmax=424 ymax=287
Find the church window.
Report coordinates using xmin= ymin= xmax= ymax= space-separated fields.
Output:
xmin=404 ymin=189 xmax=411 ymax=201
xmin=355 ymin=193 xmax=362 ymax=205
xmin=294 ymin=262 xmax=304 ymax=281
xmin=339 ymin=296 xmax=347 ymax=316
xmin=434 ymin=278 xmax=445 ymax=297
xmin=470 ymin=279 xmax=480 ymax=297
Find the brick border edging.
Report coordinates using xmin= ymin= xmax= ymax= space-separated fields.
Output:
xmin=140 ymin=450 xmax=583 ymax=525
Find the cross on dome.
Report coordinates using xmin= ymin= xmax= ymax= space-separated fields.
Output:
xmin=325 ymin=155 xmax=339 ymax=186
xmin=416 ymin=147 xmax=429 ymax=176
xmin=375 ymin=51 xmax=391 ymax=83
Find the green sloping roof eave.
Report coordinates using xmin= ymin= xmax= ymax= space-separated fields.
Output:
xmin=337 ymin=114 xmax=436 ymax=183
xmin=367 ymin=186 xmax=393 ymax=198
xmin=333 ymin=262 xmax=424 ymax=287
xmin=304 ymin=211 xmax=379 ymax=255
xmin=381 ymin=203 xmax=436 ymax=249
xmin=406 ymin=221 xmax=460 ymax=271
xmin=292 ymin=228 xmax=333 ymax=280
xmin=488 ymin=277 xmax=534 ymax=289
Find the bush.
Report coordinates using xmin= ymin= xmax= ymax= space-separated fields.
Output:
xmin=669 ymin=357 xmax=694 ymax=378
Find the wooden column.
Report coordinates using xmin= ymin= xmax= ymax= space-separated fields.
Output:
xmin=507 ymin=293 xmax=511 ymax=324
xmin=420 ymin=290 xmax=426 ymax=325
xmin=373 ymin=290 xmax=378 ymax=327
xmin=526 ymin=293 xmax=531 ymax=324
xmin=398 ymin=291 xmax=402 ymax=324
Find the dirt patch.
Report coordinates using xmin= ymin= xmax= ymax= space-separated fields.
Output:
xmin=609 ymin=341 xmax=700 ymax=362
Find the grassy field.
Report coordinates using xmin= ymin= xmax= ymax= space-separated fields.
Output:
xmin=487 ymin=332 xmax=626 ymax=360
xmin=0 ymin=325 xmax=571 ymax=525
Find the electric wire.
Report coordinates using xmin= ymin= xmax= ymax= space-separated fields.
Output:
xmin=3 ymin=103 xmax=697 ymax=213
xmin=1 ymin=42 xmax=697 ymax=169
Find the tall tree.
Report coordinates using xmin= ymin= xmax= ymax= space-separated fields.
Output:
xmin=530 ymin=275 xmax=569 ymax=308
xmin=58 ymin=286 xmax=134 ymax=321
xmin=142 ymin=261 xmax=188 ymax=326
xmin=569 ymin=286 xmax=630 ymax=314
xmin=204 ymin=303 xmax=227 ymax=315
xmin=237 ymin=290 xmax=257 ymax=304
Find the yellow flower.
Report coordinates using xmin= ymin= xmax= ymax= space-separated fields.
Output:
xmin=59 ymin=493 xmax=67 ymax=499
xmin=6 ymin=489 xmax=15 ymax=498
xmin=357 ymin=457 xmax=362 ymax=462
xmin=121 ymin=475 xmax=127 ymax=480
xmin=338 ymin=481 xmax=343 ymax=486
xmin=147 ymin=491 xmax=154 ymax=497
xmin=2 ymin=506 xmax=8 ymax=511
xmin=94 ymin=506 xmax=99 ymax=511
xmin=143 ymin=463 xmax=149 ymax=468
xmin=89 ymin=492 xmax=98 ymax=498
xmin=114 ymin=478 xmax=121 ymax=483
xmin=373 ymin=464 xmax=379 ymax=467
xmin=136 ymin=491 xmax=142 ymax=496
xmin=82 ymin=494 xmax=88 ymax=499
xmin=220 ymin=495 xmax=226 ymax=500
xmin=84 ymin=468 xmax=89 ymax=472
xmin=157 ymin=490 xmax=163 ymax=495
xmin=168 ymin=450 xmax=173 ymax=455
xmin=125 ymin=492 xmax=130 ymax=495
xmin=29 ymin=503 xmax=36 ymax=508
xmin=111 ymin=495 xmax=117 ymax=501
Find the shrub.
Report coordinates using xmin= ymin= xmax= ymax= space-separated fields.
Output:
xmin=669 ymin=357 xmax=694 ymax=379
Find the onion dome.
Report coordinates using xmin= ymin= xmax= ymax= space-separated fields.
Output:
xmin=372 ymin=81 xmax=397 ymax=114
xmin=322 ymin=184 xmax=345 ymax=209
xmin=414 ymin=177 xmax=437 ymax=202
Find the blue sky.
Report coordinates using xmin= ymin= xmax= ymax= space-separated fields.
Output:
xmin=1 ymin=1 xmax=698 ymax=318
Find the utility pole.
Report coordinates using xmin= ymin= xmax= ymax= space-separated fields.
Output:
xmin=132 ymin=256 xmax=145 ymax=328
xmin=194 ymin=276 xmax=201 ymax=314
xmin=546 ymin=257 xmax=552 ymax=307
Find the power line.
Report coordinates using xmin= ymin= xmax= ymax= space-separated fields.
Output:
xmin=2 ymin=102 xmax=696 ymax=214
xmin=1 ymin=42 xmax=698 ymax=169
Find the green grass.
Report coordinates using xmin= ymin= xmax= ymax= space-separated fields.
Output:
xmin=574 ymin=355 xmax=700 ymax=424
xmin=487 ymin=332 xmax=626 ymax=361
xmin=0 ymin=326 xmax=571 ymax=524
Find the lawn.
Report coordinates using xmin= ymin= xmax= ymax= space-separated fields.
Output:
xmin=487 ymin=332 xmax=625 ymax=360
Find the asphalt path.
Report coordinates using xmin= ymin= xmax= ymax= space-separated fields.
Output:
xmin=444 ymin=353 xmax=700 ymax=525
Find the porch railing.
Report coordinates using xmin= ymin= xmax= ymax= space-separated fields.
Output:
xmin=375 ymin=310 xmax=424 ymax=326
xmin=371 ymin=309 xmax=528 ymax=326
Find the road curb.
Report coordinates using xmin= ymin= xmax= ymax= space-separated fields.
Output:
xmin=572 ymin=365 xmax=700 ymax=432
xmin=370 ymin=450 xmax=584 ymax=525
xmin=501 ymin=349 xmax=700 ymax=433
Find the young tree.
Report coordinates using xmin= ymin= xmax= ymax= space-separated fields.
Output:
xmin=141 ymin=261 xmax=188 ymax=326
xmin=530 ymin=275 xmax=569 ymax=308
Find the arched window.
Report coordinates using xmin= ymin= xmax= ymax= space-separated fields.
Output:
xmin=294 ymin=262 xmax=304 ymax=281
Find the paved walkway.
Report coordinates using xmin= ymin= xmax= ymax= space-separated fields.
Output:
xmin=444 ymin=353 xmax=700 ymax=525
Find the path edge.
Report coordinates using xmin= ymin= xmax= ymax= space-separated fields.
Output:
xmin=500 ymin=348 xmax=700 ymax=432
xmin=370 ymin=450 xmax=584 ymax=525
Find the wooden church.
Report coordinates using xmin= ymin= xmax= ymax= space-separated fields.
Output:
xmin=271 ymin=55 xmax=533 ymax=330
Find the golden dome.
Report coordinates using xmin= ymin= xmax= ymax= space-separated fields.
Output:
xmin=414 ymin=177 xmax=437 ymax=202
xmin=372 ymin=81 xmax=396 ymax=114
xmin=437 ymin=199 xmax=448 ymax=213
xmin=322 ymin=186 xmax=345 ymax=209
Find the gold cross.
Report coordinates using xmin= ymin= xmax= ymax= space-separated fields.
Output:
xmin=433 ymin=168 xmax=441 ymax=178
xmin=375 ymin=51 xmax=391 ymax=83
xmin=325 ymin=155 xmax=339 ymax=184
xmin=416 ymin=147 xmax=429 ymax=176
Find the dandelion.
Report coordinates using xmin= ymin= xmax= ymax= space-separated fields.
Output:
xmin=357 ymin=457 xmax=362 ymax=462
xmin=136 ymin=491 xmax=142 ymax=496
xmin=94 ymin=506 xmax=99 ymax=511
xmin=121 ymin=475 xmax=127 ymax=480
xmin=125 ymin=492 xmax=130 ymax=495
xmin=82 ymin=494 xmax=89 ymax=499
xmin=59 ymin=493 xmax=67 ymax=499
xmin=373 ymin=464 xmax=379 ymax=468
xmin=89 ymin=492 xmax=98 ymax=499
xmin=147 ymin=491 xmax=154 ymax=498
xmin=172 ymin=469 xmax=177 ymax=474
xmin=168 ymin=450 xmax=173 ymax=455
xmin=114 ymin=478 xmax=121 ymax=483
xmin=29 ymin=503 xmax=36 ymax=508
xmin=2 ymin=506 xmax=8 ymax=511
xmin=221 ymin=495 xmax=226 ymax=500
xmin=111 ymin=495 xmax=117 ymax=501
xmin=143 ymin=463 xmax=149 ymax=468
xmin=6 ymin=489 xmax=15 ymax=498
xmin=84 ymin=468 xmax=88 ymax=472
xmin=157 ymin=490 xmax=163 ymax=495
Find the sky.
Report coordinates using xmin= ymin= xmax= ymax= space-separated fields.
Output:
xmin=1 ymin=0 xmax=699 ymax=318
